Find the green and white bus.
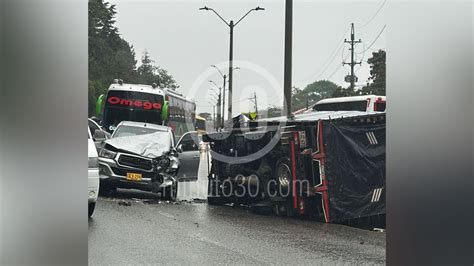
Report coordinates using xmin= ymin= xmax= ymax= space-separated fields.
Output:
xmin=96 ymin=79 xmax=196 ymax=139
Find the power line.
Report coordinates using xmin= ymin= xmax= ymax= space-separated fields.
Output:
xmin=327 ymin=52 xmax=350 ymax=81
xmin=232 ymin=98 xmax=248 ymax=103
xmin=295 ymin=26 xmax=350 ymax=85
xmin=357 ymin=0 xmax=387 ymax=29
xmin=358 ymin=24 xmax=386 ymax=54
xmin=354 ymin=42 xmax=366 ymax=74
xmin=315 ymin=39 xmax=346 ymax=78
xmin=312 ymin=27 xmax=350 ymax=77
xmin=326 ymin=64 xmax=342 ymax=81
xmin=341 ymin=43 xmax=350 ymax=72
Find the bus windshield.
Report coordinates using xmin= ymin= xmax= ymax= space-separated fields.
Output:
xmin=103 ymin=91 xmax=164 ymax=132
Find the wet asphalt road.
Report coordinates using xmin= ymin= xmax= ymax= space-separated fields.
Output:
xmin=88 ymin=152 xmax=385 ymax=265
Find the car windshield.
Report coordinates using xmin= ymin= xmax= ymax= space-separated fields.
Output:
xmin=112 ymin=125 xmax=161 ymax=138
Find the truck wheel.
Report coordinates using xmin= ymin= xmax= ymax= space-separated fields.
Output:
xmin=207 ymin=178 xmax=228 ymax=205
xmin=88 ymin=202 xmax=96 ymax=218
xmin=271 ymin=158 xmax=292 ymax=198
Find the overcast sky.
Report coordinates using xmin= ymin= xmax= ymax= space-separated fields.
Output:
xmin=109 ymin=0 xmax=386 ymax=115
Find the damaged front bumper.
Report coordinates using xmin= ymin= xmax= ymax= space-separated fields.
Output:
xmin=99 ymin=154 xmax=176 ymax=191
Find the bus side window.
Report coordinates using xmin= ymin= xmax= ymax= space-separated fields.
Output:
xmin=375 ymin=102 xmax=386 ymax=111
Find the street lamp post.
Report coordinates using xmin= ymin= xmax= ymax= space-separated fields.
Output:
xmin=211 ymin=88 xmax=220 ymax=127
xmin=222 ymin=75 xmax=226 ymax=126
xmin=209 ymin=81 xmax=222 ymax=128
xmin=208 ymin=100 xmax=217 ymax=131
xmin=228 ymin=19 xmax=234 ymax=121
xmin=211 ymin=65 xmax=239 ymax=127
xmin=200 ymin=6 xmax=264 ymax=121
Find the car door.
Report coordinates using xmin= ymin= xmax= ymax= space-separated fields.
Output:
xmin=176 ymin=132 xmax=201 ymax=181
xmin=88 ymin=119 xmax=108 ymax=152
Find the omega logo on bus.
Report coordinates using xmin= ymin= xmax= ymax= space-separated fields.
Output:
xmin=107 ymin=96 xmax=161 ymax=110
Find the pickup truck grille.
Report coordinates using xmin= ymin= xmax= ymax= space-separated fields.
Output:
xmin=110 ymin=167 xmax=156 ymax=179
xmin=117 ymin=154 xmax=153 ymax=171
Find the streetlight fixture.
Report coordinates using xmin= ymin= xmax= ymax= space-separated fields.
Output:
xmin=208 ymin=100 xmax=217 ymax=130
xmin=210 ymin=93 xmax=218 ymax=101
xmin=209 ymin=87 xmax=219 ymax=96
xmin=209 ymin=80 xmax=222 ymax=128
xmin=210 ymin=65 xmax=240 ymax=126
xmin=200 ymin=6 xmax=264 ymax=121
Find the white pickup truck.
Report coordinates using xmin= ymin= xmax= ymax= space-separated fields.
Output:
xmin=311 ymin=95 xmax=386 ymax=113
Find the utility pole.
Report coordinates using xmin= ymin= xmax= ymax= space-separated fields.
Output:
xmin=221 ymin=74 xmax=226 ymax=127
xmin=228 ymin=20 xmax=234 ymax=121
xmin=217 ymin=94 xmax=221 ymax=128
xmin=208 ymin=101 xmax=216 ymax=130
xmin=283 ymin=0 xmax=293 ymax=117
xmin=214 ymin=105 xmax=217 ymax=130
xmin=211 ymin=65 xmax=238 ymax=127
xmin=254 ymin=92 xmax=258 ymax=115
xmin=343 ymin=23 xmax=362 ymax=91
xmin=212 ymin=105 xmax=216 ymax=130
xmin=249 ymin=92 xmax=258 ymax=116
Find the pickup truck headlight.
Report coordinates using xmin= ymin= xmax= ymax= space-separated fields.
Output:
xmin=157 ymin=156 xmax=170 ymax=169
xmin=165 ymin=157 xmax=179 ymax=174
xmin=170 ymin=157 xmax=179 ymax=169
xmin=88 ymin=157 xmax=99 ymax=168
xmin=99 ymin=148 xmax=117 ymax=159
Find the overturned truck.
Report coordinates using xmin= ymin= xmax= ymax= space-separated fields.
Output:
xmin=203 ymin=111 xmax=385 ymax=224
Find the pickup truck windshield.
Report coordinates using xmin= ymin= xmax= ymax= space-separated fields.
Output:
xmin=113 ymin=126 xmax=162 ymax=138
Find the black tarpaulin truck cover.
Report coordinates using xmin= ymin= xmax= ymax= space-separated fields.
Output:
xmin=205 ymin=111 xmax=386 ymax=223
xmin=322 ymin=116 xmax=386 ymax=222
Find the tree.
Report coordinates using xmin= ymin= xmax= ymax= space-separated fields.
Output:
xmin=360 ymin=50 xmax=386 ymax=95
xmin=331 ymin=86 xmax=357 ymax=97
xmin=136 ymin=50 xmax=155 ymax=84
xmin=88 ymin=0 xmax=137 ymax=116
xmin=292 ymin=80 xmax=343 ymax=111
xmin=88 ymin=0 xmax=179 ymax=116
xmin=136 ymin=50 xmax=179 ymax=90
